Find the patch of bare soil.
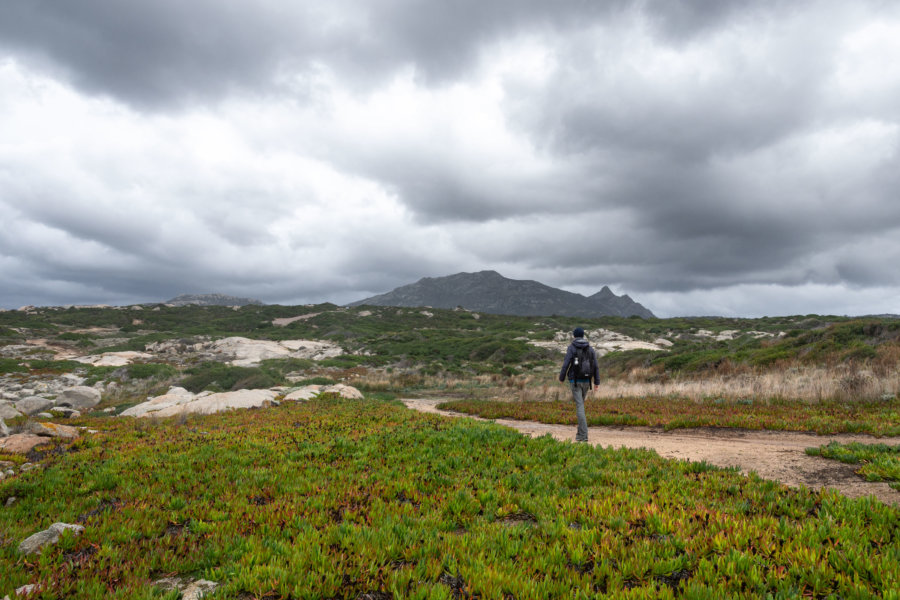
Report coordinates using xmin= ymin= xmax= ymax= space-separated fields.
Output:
xmin=402 ymin=398 xmax=900 ymax=505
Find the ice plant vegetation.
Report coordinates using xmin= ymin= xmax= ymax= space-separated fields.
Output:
xmin=2 ymin=399 xmax=899 ymax=598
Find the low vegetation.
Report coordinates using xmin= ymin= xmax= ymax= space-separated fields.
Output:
xmin=438 ymin=396 xmax=900 ymax=436
xmin=807 ymin=442 xmax=900 ymax=490
xmin=3 ymin=399 xmax=899 ymax=598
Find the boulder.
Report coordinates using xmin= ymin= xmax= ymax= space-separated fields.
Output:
xmin=284 ymin=384 xmax=363 ymax=401
xmin=0 ymin=403 xmax=22 ymax=420
xmin=27 ymin=422 xmax=80 ymax=440
xmin=15 ymin=397 xmax=54 ymax=416
xmin=0 ymin=418 xmax=8 ymax=437
xmin=57 ymin=386 xmax=101 ymax=410
xmin=18 ymin=522 xmax=84 ymax=555
xmin=0 ymin=434 xmax=51 ymax=454
xmin=120 ymin=387 xmax=279 ymax=418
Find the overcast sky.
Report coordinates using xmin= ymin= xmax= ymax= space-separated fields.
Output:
xmin=2 ymin=1 xmax=899 ymax=317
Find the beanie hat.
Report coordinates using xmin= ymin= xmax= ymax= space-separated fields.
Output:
xmin=573 ymin=327 xmax=585 ymax=338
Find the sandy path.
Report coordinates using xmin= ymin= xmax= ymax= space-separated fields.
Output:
xmin=402 ymin=398 xmax=900 ymax=505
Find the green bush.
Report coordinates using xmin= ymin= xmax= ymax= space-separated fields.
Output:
xmin=125 ymin=363 xmax=178 ymax=380
xmin=0 ymin=358 xmax=27 ymax=375
xmin=180 ymin=363 xmax=281 ymax=393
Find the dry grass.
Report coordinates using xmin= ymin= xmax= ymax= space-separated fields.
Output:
xmin=331 ymin=363 xmax=900 ymax=405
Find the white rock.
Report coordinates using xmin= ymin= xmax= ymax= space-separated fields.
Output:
xmin=284 ymin=384 xmax=363 ymax=401
xmin=209 ymin=337 xmax=343 ymax=366
xmin=15 ymin=397 xmax=55 ymax=416
xmin=18 ymin=523 xmax=84 ymax=555
xmin=72 ymin=351 xmax=153 ymax=367
xmin=284 ymin=386 xmax=322 ymax=401
xmin=57 ymin=386 xmax=101 ymax=410
xmin=121 ymin=388 xmax=279 ymax=418
xmin=0 ymin=418 xmax=8 ymax=437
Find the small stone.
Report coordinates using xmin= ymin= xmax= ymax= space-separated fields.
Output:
xmin=18 ymin=522 xmax=84 ymax=555
xmin=5 ymin=496 xmax=17 ymax=507
xmin=154 ymin=578 xmax=218 ymax=600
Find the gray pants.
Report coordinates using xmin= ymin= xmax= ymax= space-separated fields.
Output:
xmin=569 ymin=380 xmax=590 ymax=442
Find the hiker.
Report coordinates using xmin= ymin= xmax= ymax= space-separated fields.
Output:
xmin=558 ymin=327 xmax=600 ymax=443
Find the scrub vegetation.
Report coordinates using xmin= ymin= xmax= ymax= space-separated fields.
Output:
xmin=3 ymin=399 xmax=900 ymax=598
xmin=2 ymin=304 xmax=900 ymax=597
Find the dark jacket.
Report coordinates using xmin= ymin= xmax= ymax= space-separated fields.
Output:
xmin=559 ymin=338 xmax=600 ymax=384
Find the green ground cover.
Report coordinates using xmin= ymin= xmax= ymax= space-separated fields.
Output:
xmin=807 ymin=442 xmax=900 ymax=490
xmin=436 ymin=397 xmax=900 ymax=436
xmin=2 ymin=400 xmax=899 ymax=598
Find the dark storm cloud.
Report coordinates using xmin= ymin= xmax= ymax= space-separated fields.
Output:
xmin=2 ymin=0 xmax=900 ymax=316
xmin=1 ymin=0 xmax=755 ymax=108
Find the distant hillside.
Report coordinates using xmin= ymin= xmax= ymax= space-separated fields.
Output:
xmin=166 ymin=293 xmax=263 ymax=307
xmin=349 ymin=271 xmax=656 ymax=318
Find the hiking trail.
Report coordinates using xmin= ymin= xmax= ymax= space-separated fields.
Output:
xmin=402 ymin=398 xmax=900 ymax=505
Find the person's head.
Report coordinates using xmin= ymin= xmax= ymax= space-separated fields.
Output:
xmin=573 ymin=327 xmax=585 ymax=338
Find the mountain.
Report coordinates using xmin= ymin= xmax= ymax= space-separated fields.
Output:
xmin=165 ymin=293 xmax=264 ymax=307
xmin=349 ymin=271 xmax=656 ymax=318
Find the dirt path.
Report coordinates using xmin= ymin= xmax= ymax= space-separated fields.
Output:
xmin=402 ymin=398 xmax=900 ymax=505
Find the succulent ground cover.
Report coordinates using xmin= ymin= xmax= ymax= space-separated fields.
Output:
xmin=437 ymin=396 xmax=900 ymax=436
xmin=3 ymin=399 xmax=900 ymax=599
xmin=807 ymin=442 xmax=900 ymax=490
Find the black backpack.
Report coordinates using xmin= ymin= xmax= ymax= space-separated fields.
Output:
xmin=570 ymin=345 xmax=594 ymax=380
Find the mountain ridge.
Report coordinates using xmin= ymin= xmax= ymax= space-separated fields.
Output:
xmin=349 ymin=271 xmax=656 ymax=318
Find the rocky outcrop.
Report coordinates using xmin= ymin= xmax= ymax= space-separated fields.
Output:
xmin=529 ymin=328 xmax=670 ymax=357
xmin=284 ymin=384 xmax=365 ymax=401
xmin=73 ymin=351 xmax=153 ymax=367
xmin=121 ymin=383 xmax=364 ymax=418
xmin=210 ymin=337 xmax=343 ymax=366
xmin=145 ymin=336 xmax=343 ymax=367
xmin=18 ymin=523 xmax=84 ymax=555
xmin=120 ymin=387 xmax=280 ymax=418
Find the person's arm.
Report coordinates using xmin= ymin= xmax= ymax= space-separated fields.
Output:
xmin=592 ymin=347 xmax=601 ymax=388
xmin=559 ymin=346 xmax=574 ymax=382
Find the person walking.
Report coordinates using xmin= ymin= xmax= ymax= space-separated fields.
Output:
xmin=558 ymin=327 xmax=600 ymax=443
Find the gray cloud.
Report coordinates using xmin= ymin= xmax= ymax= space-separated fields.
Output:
xmin=2 ymin=0 xmax=900 ymax=316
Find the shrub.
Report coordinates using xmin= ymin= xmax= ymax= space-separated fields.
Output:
xmin=125 ymin=363 xmax=178 ymax=380
xmin=180 ymin=363 xmax=281 ymax=393
xmin=0 ymin=358 xmax=27 ymax=375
